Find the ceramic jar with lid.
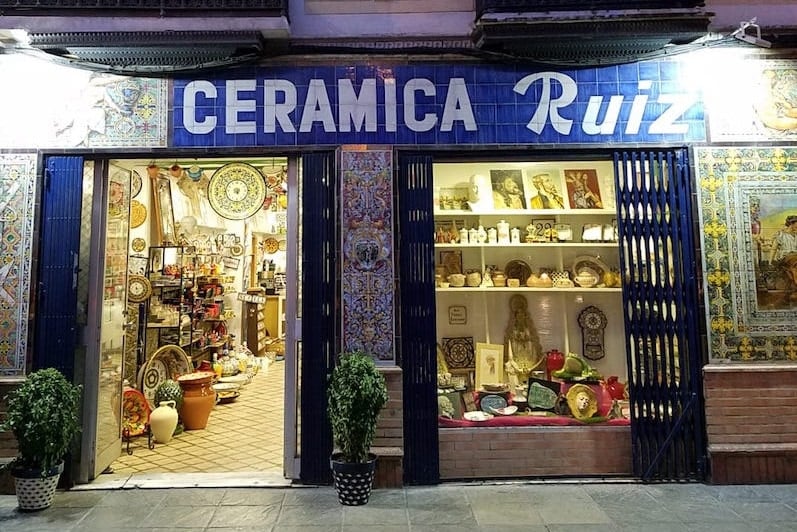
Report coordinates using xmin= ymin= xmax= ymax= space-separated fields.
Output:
xmin=510 ymin=227 xmax=521 ymax=244
xmin=492 ymin=270 xmax=507 ymax=287
xmin=459 ymin=227 xmax=469 ymax=244
xmin=497 ymin=220 xmax=510 ymax=244
xmin=487 ymin=227 xmax=497 ymax=244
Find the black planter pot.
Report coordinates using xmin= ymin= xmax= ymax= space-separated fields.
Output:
xmin=330 ymin=453 xmax=377 ymax=506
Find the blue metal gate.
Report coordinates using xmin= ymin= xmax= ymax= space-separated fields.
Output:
xmin=299 ymin=151 xmax=338 ymax=484
xmin=613 ymin=149 xmax=707 ymax=481
xmin=396 ymin=153 xmax=440 ymax=485
xmin=35 ymin=156 xmax=85 ymax=378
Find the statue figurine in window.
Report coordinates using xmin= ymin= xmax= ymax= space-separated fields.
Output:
xmin=504 ymin=294 xmax=543 ymax=380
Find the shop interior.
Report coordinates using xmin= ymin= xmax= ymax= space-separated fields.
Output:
xmin=432 ymin=159 xmax=631 ymax=428
xmin=100 ymin=157 xmax=290 ymax=479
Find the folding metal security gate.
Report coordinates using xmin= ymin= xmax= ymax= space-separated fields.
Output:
xmin=613 ymin=149 xmax=707 ymax=481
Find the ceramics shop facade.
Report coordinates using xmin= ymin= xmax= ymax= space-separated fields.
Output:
xmin=2 ymin=49 xmax=797 ymax=485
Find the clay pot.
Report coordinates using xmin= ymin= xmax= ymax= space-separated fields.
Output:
xmin=149 ymin=400 xmax=178 ymax=443
xmin=447 ymin=273 xmax=466 ymax=287
xmin=177 ymin=372 xmax=216 ymax=430
xmin=466 ymin=271 xmax=482 ymax=287
xmin=492 ymin=271 xmax=506 ymax=287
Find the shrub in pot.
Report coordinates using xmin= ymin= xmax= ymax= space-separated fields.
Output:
xmin=1 ymin=368 xmax=82 ymax=511
xmin=327 ymin=351 xmax=388 ymax=505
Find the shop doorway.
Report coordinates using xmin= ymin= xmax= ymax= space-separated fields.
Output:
xmin=41 ymin=155 xmax=299 ymax=485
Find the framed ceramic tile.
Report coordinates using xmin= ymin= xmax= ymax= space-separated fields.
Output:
xmin=528 ymin=171 xmax=566 ymax=209
xmin=490 ymin=169 xmax=527 ymax=210
xmin=439 ymin=249 xmax=463 ymax=276
xmin=441 ymin=336 xmax=475 ymax=369
xmin=475 ymin=342 xmax=504 ymax=390
xmin=563 ymin=168 xmax=605 ymax=209
xmin=437 ymin=391 xmax=464 ymax=419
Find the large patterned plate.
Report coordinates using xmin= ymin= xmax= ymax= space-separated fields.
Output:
xmin=122 ymin=387 xmax=151 ymax=437
xmin=138 ymin=345 xmax=192 ymax=409
xmin=208 ymin=163 xmax=267 ymax=220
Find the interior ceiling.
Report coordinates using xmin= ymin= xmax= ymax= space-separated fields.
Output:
xmin=111 ymin=157 xmax=289 ymax=172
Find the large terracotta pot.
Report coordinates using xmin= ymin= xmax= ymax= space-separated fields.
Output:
xmin=177 ymin=372 xmax=216 ymax=430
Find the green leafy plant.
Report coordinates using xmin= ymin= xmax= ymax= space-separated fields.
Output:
xmin=327 ymin=351 xmax=389 ymax=463
xmin=1 ymin=368 xmax=82 ymax=474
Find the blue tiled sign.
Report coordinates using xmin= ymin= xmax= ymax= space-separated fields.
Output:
xmin=172 ymin=61 xmax=705 ymax=147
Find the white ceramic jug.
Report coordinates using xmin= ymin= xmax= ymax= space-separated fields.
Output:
xmin=149 ymin=400 xmax=178 ymax=444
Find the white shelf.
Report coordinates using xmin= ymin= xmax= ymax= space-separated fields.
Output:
xmin=435 ymin=242 xmax=617 ymax=249
xmin=434 ymin=209 xmax=614 ymax=217
xmin=436 ymin=287 xmax=622 ymax=293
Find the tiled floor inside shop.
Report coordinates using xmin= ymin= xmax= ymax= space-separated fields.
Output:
xmin=102 ymin=357 xmax=285 ymax=483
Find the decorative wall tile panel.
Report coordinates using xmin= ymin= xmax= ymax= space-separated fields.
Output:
xmin=696 ymin=147 xmax=797 ymax=362
xmin=340 ymin=149 xmax=395 ymax=362
xmin=0 ymin=154 xmax=36 ymax=377
xmin=0 ymin=55 xmax=167 ymax=149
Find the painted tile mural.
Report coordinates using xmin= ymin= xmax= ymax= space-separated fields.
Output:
xmin=696 ymin=147 xmax=797 ymax=361
xmin=340 ymin=149 xmax=395 ymax=362
xmin=0 ymin=154 xmax=36 ymax=377
xmin=705 ymin=57 xmax=797 ymax=142
xmin=0 ymin=54 xmax=167 ymax=149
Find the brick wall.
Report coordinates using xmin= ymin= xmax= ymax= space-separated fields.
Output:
xmin=439 ymin=425 xmax=632 ymax=479
xmin=704 ymin=364 xmax=797 ymax=484
xmin=372 ymin=367 xmax=403 ymax=487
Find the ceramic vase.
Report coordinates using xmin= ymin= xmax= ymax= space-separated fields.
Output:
xmin=149 ymin=400 xmax=179 ymax=443
xmin=177 ymin=371 xmax=216 ymax=430
xmin=546 ymin=349 xmax=565 ymax=379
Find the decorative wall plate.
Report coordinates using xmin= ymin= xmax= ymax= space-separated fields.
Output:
xmin=278 ymin=239 xmax=287 ymax=251
xmin=208 ymin=162 xmax=267 ymax=220
xmin=131 ymin=170 xmax=142 ymax=198
xmin=127 ymin=274 xmax=152 ymax=303
xmin=480 ymin=394 xmax=507 ymax=413
xmin=131 ymin=237 xmax=146 ymax=252
xmin=264 ymin=237 xmax=279 ymax=254
xmin=130 ymin=200 xmax=147 ymax=228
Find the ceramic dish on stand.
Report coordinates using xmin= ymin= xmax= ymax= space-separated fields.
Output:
xmin=138 ymin=345 xmax=192 ymax=409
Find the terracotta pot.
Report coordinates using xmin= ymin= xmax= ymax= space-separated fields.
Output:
xmin=177 ymin=372 xmax=216 ymax=430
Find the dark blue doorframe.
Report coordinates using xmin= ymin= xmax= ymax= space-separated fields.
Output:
xmin=35 ymin=156 xmax=85 ymax=379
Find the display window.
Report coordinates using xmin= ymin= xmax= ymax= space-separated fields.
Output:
xmin=432 ymin=159 xmax=630 ymax=429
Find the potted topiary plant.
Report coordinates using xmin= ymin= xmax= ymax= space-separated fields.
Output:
xmin=327 ymin=351 xmax=388 ymax=506
xmin=1 ymin=367 xmax=82 ymax=511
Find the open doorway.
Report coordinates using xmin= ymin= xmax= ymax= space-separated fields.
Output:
xmin=80 ymin=156 xmax=297 ymax=486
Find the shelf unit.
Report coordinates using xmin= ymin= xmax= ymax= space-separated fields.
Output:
xmin=433 ymin=202 xmax=626 ymax=381
xmin=143 ymin=246 xmax=196 ymax=363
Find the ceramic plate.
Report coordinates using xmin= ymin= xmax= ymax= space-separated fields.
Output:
xmin=491 ymin=405 xmax=518 ymax=416
xmin=219 ymin=374 xmax=249 ymax=385
xmin=131 ymin=237 xmax=146 ymax=252
xmin=123 ymin=387 xmax=151 ymax=437
xmin=572 ymin=255 xmax=609 ymax=284
xmin=127 ymin=275 xmax=152 ymax=304
xmin=139 ymin=345 xmax=192 ymax=409
xmin=131 ymin=169 xmax=142 ymax=198
xmin=217 ymin=391 xmax=240 ymax=404
xmin=479 ymin=394 xmax=507 ymax=413
xmin=264 ymin=237 xmax=279 ymax=254
xmin=505 ymin=259 xmax=531 ymax=283
xmin=464 ymin=411 xmax=494 ymax=422
xmin=208 ymin=162 xmax=267 ymax=220
xmin=130 ymin=200 xmax=147 ymax=228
